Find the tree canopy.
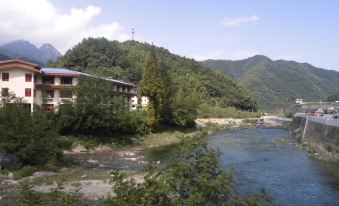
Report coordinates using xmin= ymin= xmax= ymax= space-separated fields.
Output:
xmin=328 ymin=89 xmax=339 ymax=102
xmin=49 ymin=37 xmax=258 ymax=111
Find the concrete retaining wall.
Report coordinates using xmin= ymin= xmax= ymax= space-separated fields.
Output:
xmin=292 ymin=117 xmax=339 ymax=162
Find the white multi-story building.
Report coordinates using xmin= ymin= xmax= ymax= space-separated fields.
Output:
xmin=0 ymin=59 xmax=144 ymax=111
xmin=130 ymin=96 xmax=149 ymax=110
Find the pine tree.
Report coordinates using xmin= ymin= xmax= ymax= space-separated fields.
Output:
xmin=138 ymin=48 xmax=165 ymax=127
xmin=146 ymin=102 xmax=156 ymax=128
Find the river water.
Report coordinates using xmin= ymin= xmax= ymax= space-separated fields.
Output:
xmin=207 ymin=128 xmax=339 ymax=206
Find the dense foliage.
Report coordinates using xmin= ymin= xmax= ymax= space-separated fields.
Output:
xmin=56 ymin=76 xmax=149 ymax=137
xmin=198 ymin=103 xmax=260 ymax=119
xmin=202 ymin=55 xmax=339 ymax=111
xmin=104 ymin=144 xmax=270 ymax=206
xmin=139 ymin=48 xmax=166 ymax=127
xmin=327 ymin=89 xmax=339 ymax=102
xmin=0 ymin=95 xmax=61 ymax=165
xmin=49 ymin=37 xmax=258 ymax=111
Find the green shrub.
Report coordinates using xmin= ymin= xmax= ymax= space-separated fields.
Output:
xmin=0 ymin=168 xmax=9 ymax=176
xmin=18 ymin=166 xmax=37 ymax=177
xmin=286 ymin=112 xmax=294 ymax=118
xmin=56 ymin=136 xmax=75 ymax=151
xmin=198 ymin=103 xmax=260 ymax=119
xmin=0 ymin=104 xmax=62 ymax=166
xmin=104 ymin=144 xmax=271 ymax=205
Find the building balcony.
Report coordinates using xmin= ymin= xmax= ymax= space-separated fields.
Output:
xmin=43 ymin=98 xmax=54 ymax=103
xmin=59 ymin=98 xmax=73 ymax=104
xmin=35 ymin=84 xmax=75 ymax=90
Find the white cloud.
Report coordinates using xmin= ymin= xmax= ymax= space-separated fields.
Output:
xmin=0 ymin=0 xmax=130 ymax=53
xmin=222 ymin=15 xmax=259 ymax=27
xmin=192 ymin=50 xmax=259 ymax=61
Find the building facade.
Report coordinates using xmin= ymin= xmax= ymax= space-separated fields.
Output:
xmin=0 ymin=59 xmax=141 ymax=111
xmin=130 ymin=96 xmax=149 ymax=110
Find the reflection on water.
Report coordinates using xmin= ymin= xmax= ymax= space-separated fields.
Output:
xmin=208 ymin=128 xmax=339 ymax=206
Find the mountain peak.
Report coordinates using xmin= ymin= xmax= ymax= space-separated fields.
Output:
xmin=38 ymin=43 xmax=61 ymax=63
xmin=247 ymin=55 xmax=271 ymax=62
xmin=39 ymin=43 xmax=55 ymax=49
xmin=0 ymin=40 xmax=61 ymax=64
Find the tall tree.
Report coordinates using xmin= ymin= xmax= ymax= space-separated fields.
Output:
xmin=138 ymin=48 xmax=166 ymax=128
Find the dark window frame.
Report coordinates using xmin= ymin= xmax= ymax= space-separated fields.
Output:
xmin=59 ymin=90 xmax=73 ymax=98
xmin=2 ymin=73 xmax=9 ymax=81
xmin=60 ymin=77 xmax=73 ymax=85
xmin=44 ymin=90 xmax=54 ymax=98
xmin=1 ymin=88 xmax=9 ymax=96
xmin=25 ymin=73 xmax=32 ymax=82
xmin=25 ymin=88 xmax=32 ymax=97
xmin=42 ymin=76 xmax=55 ymax=84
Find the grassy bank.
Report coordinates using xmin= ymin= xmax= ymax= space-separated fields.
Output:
xmin=198 ymin=105 xmax=261 ymax=119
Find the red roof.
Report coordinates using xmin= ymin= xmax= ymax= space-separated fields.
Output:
xmin=0 ymin=59 xmax=40 ymax=68
xmin=0 ymin=59 xmax=40 ymax=73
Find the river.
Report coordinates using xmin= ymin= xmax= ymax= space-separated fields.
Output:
xmin=207 ymin=128 xmax=339 ymax=206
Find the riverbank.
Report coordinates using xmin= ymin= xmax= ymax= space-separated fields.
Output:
xmin=0 ymin=124 xmax=219 ymax=204
xmin=0 ymin=117 xmax=280 ymax=204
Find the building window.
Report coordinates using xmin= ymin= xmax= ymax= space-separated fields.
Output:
xmin=25 ymin=88 xmax=32 ymax=97
xmin=60 ymin=90 xmax=72 ymax=98
xmin=44 ymin=90 xmax=54 ymax=98
xmin=1 ymin=88 xmax=9 ymax=96
xmin=42 ymin=76 xmax=55 ymax=84
xmin=25 ymin=73 xmax=32 ymax=82
xmin=60 ymin=77 xmax=72 ymax=85
xmin=116 ymin=85 xmax=120 ymax=91
xmin=2 ymin=73 xmax=9 ymax=81
xmin=43 ymin=104 xmax=54 ymax=112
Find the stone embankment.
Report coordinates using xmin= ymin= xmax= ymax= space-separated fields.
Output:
xmin=291 ymin=115 xmax=339 ymax=163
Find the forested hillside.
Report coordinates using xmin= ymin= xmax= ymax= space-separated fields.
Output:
xmin=49 ymin=38 xmax=257 ymax=111
xmin=202 ymin=55 xmax=339 ymax=111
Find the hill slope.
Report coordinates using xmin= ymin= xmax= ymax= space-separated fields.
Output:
xmin=202 ymin=55 xmax=339 ymax=110
xmin=1 ymin=40 xmax=61 ymax=64
xmin=49 ymin=38 xmax=258 ymax=111
xmin=0 ymin=53 xmax=10 ymax=61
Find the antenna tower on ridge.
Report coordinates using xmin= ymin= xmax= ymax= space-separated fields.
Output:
xmin=131 ymin=28 xmax=135 ymax=41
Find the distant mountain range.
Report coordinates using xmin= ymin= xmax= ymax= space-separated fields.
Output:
xmin=202 ymin=55 xmax=339 ymax=111
xmin=0 ymin=40 xmax=61 ymax=65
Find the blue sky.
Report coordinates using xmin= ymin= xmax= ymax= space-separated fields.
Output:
xmin=1 ymin=0 xmax=339 ymax=70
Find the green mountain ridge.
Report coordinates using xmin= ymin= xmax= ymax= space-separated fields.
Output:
xmin=202 ymin=55 xmax=339 ymax=111
xmin=48 ymin=38 xmax=258 ymax=111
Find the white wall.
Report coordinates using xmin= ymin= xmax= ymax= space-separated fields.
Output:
xmin=0 ymin=69 xmax=35 ymax=111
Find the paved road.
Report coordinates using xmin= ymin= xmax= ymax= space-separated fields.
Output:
xmin=294 ymin=113 xmax=339 ymax=127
